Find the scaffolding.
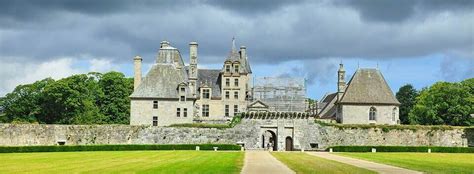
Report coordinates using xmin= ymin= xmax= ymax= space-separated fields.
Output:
xmin=253 ymin=77 xmax=307 ymax=112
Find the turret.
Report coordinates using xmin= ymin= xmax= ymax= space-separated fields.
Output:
xmin=337 ymin=63 xmax=346 ymax=102
xmin=133 ymin=56 xmax=143 ymax=90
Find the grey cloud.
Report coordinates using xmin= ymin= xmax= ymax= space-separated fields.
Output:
xmin=0 ymin=1 xmax=472 ymax=76
xmin=339 ymin=0 xmax=474 ymax=23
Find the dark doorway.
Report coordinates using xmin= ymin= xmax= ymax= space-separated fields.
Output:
xmin=262 ymin=130 xmax=277 ymax=151
xmin=285 ymin=136 xmax=293 ymax=151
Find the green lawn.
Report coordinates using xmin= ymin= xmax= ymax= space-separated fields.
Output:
xmin=0 ymin=151 xmax=244 ymax=174
xmin=339 ymin=152 xmax=474 ymax=174
xmin=272 ymin=152 xmax=376 ymax=174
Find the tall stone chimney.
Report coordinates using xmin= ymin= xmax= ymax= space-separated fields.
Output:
xmin=133 ymin=56 xmax=143 ymax=90
xmin=189 ymin=41 xmax=198 ymax=96
xmin=240 ymin=46 xmax=246 ymax=59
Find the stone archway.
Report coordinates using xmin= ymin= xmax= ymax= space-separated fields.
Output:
xmin=285 ymin=136 xmax=293 ymax=151
xmin=262 ymin=130 xmax=277 ymax=151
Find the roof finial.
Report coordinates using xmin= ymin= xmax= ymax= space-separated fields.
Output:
xmin=376 ymin=62 xmax=379 ymax=69
xmin=357 ymin=61 xmax=360 ymax=69
xmin=231 ymin=36 xmax=236 ymax=52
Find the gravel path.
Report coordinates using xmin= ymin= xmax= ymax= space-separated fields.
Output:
xmin=241 ymin=151 xmax=295 ymax=174
xmin=307 ymin=152 xmax=422 ymax=174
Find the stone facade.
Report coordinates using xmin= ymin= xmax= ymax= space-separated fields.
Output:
xmin=1 ymin=121 xmax=470 ymax=150
xmin=340 ymin=105 xmax=399 ymax=125
xmin=130 ymin=99 xmax=194 ymax=126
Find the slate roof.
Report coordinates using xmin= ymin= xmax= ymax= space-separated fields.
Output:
xmin=318 ymin=92 xmax=337 ymax=119
xmin=196 ymin=69 xmax=222 ymax=98
xmin=340 ymin=68 xmax=400 ymax=105
xmin=130 ymin=64 xmax=192 ymax=99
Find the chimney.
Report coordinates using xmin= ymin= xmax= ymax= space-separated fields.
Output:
xmin=133 ymin=56 xmax=143 ymax=90
xmin=240 ymin=46 xmax=246 ymax=59
xmin=190 ymin=41 xmax=198 ymax=65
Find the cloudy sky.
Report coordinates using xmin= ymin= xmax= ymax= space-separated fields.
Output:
xmin=0 ymin=0 xmax=473 ymax=99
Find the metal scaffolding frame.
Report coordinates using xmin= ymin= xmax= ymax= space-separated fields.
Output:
xmin=252 ymin=77 xmax=307 ymax=112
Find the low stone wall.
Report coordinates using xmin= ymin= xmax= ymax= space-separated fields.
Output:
xmin=0 ymin=121 xmax=470 ymax=150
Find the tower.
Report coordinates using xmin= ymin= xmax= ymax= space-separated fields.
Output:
xmin=337 ymin=63 xmax=346 ymax=102
xmin=133 ymin=55 xmax=143 ymax=90
xmin=189 ymin=41 xmax=198 ymax=96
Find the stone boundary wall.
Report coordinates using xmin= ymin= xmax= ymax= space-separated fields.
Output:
xmin=0 ymin=122 xmax=470 ymax=150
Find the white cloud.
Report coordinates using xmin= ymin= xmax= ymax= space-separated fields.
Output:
xmin=0 ymin=58 xmax=85 ymax=96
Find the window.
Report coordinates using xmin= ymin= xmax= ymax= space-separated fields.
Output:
xmin=234 ymin=105 xmax=238 ymax=114
xmin=153 ymin=101 xmax=158 ymax=109
xmin=202 ymin=105 xmax=209 ymax=117
xmin=225 ymin=91 xmax=230 ymax=99
xmin=225 ymin=65 xmax=231 ymax=72
xmin=202 ymin=89 xmax=210 ymax=99
xmin=177 ymin=108 xmax=181 ymax=117
xmin=369 ymin=107 xmax=377 ymax=121
xmin=184 ymin=108 xmax=187 ymax=117
xmin=392 ymin=107 xmax=397 ymax=122
xmin=234 ymin=91 xmax=239 ymax=99
xmin=180 ymin=96 xmax=185 ymax=101
xmin=225 ymin=105 xmax=229 ymax=117
xmin=234 ymin=65 xmax=239 ymax=72
xmin=153 ymin=116 xmax=158 ymax=126
xmin=225 ymin=78 xmax=230 ymax=87
xmin=180 ymin=87 xmax=185 ymax=93
xmin=234 ymin=79 xmax=239 ymax=87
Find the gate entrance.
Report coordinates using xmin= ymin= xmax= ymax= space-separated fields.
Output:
xmin=262 ymin=130 xmax=277 ymax=151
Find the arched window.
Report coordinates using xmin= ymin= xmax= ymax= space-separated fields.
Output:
xmin=392 ymin=107 xmax=397 ymax=122
xmin=369 ymin=107 xmax=377 ymax=121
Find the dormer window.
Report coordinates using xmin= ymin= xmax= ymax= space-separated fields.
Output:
xmin=180 ymin=87 xmax=185 ymax=93
xmin=202 ymin=89 xmax=210 ymax=99
xmin=234 ymin=65 xmax=239 ymax=73
xmin=225 ymin=65 xmax=231 ymax=73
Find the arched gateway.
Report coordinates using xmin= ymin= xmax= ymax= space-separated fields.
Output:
xmin=244 ymin=113 xmax=312 ymax=151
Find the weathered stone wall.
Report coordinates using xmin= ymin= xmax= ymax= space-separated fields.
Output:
xmin=0 ymin=121 xmax=470 ymax=151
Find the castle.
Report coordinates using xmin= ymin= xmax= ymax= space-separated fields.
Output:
xmin=130 ymin=40 xmax=252 ymax=126
xmin=130 ymin=40 xmax=400 ymax=126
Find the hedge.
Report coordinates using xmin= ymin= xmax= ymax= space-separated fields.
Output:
xmin=0 ymin=144 xmax=241 ymax=153
xmin=328 ymin=146 xmax=474 ymax=153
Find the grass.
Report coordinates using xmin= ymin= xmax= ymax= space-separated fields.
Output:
xmin=0 ymin=151 xmax=244 ymax=174
xmin=272 ymin=152 xmax=376 ymax=174
xmin=338 ymin=152 xmax=474 ymax=174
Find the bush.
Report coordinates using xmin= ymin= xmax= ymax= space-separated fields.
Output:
xmin=328 ymin=146 xmax=474 ymax=153
xmin=0 ymin=144 xmax=242 ymax=153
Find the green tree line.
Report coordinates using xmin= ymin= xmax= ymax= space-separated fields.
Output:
xmin=0 ymin=72 xmax=133 ymax=124
xmin=396 ymin=78 xmax=474 ymax=126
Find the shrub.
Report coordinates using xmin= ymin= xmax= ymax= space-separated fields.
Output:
xmin=0 ymin=144 xmax=241 ymax=153
xmin=328 ymin=146 xmax=474 ymax=153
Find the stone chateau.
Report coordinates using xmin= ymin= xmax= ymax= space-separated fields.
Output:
xmin=130 ymin=40 xmax=400 ymax=126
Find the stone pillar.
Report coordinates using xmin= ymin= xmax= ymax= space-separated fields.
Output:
xmin=133 ymin=56 xmax=143 ymax=90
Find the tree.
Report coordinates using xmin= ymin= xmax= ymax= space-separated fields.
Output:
xmin=98 ymin=72 xmax=134 ymax=124
xmin=39 ymin=73 xmax=105 ymax=124
xmin=396 ymin=84 xmax=418 ymax=124
xmin=409 ymin=82 xmax=473 ymax=126
xmin=1 ymin=78 xmax=54 ymax=123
